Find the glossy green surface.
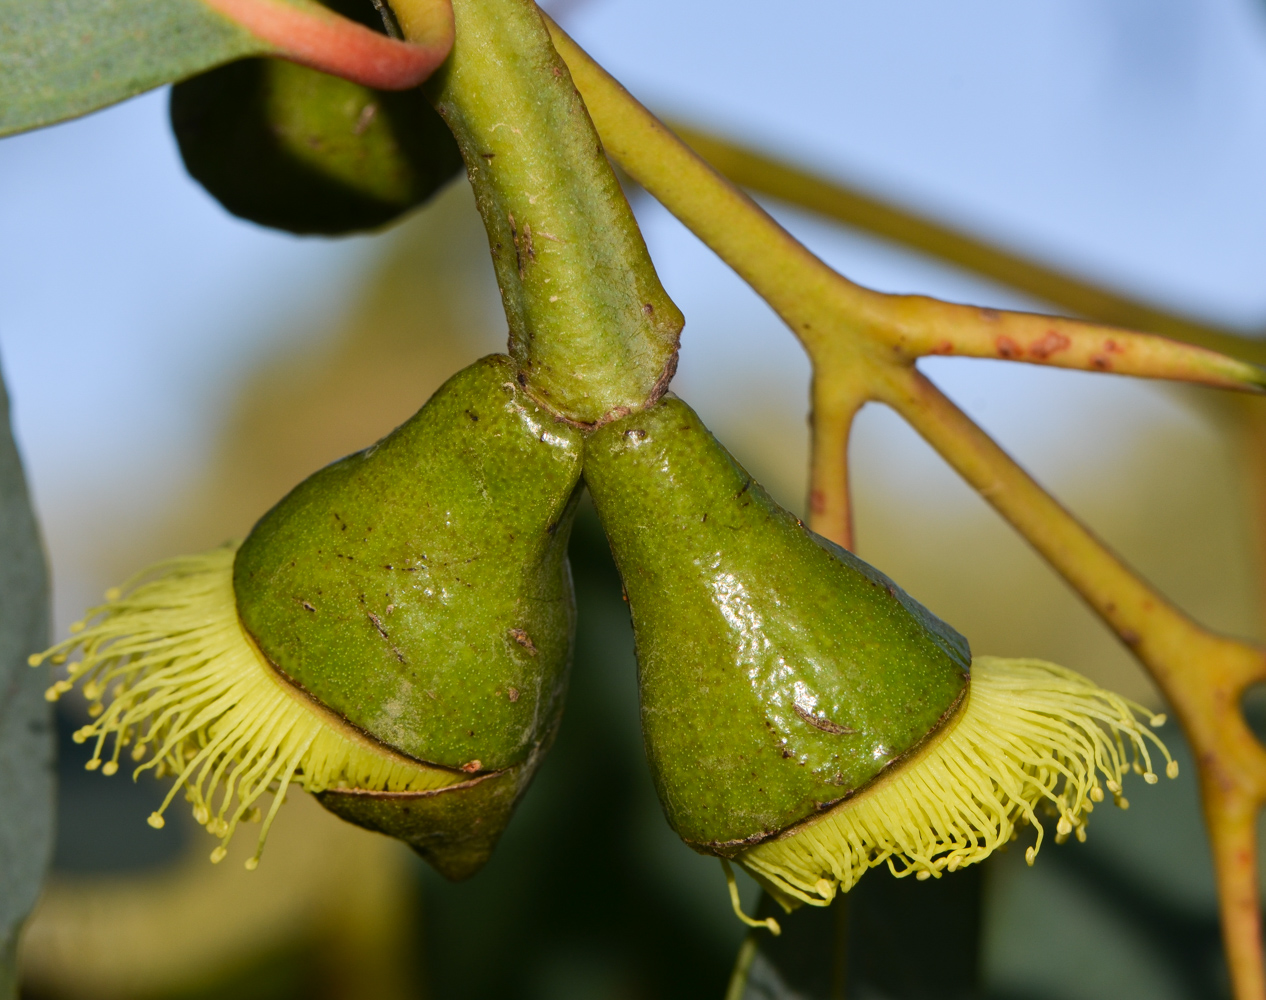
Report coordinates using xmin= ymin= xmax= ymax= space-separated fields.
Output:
xmin=171 ymin=54 xmax=463 ymax=235
xmin=583 ymin=398 xmax=970 ymax=852
xmin=422 ymin=0 xmax=683 ymax=424
xmin=234 ymin=355 xmax=584 ymax=770
xmin=319 ymin=757 xmax=534 ymax=880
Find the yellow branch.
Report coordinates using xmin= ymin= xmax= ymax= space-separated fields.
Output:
xmin=875 ymin=294 xmax=1266 ymax=391
xmin=668 ymin=123 xmax=1266 ymax=367
xmin=808 ymin=368 xmax=871 ymax=549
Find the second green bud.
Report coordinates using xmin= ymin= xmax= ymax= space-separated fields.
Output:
xmin=583 ymin=397 xmax=970 ymax=854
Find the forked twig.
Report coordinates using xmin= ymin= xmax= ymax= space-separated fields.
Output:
xmin=664 ymin=122 xmax=1266 ymax=368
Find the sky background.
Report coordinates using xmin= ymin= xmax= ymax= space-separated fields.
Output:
xmin=3 ymin=0 xmax=1266 ymax=634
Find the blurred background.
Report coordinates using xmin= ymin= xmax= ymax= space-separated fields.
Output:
xmin=3 ymin=0 xmax=1266 ymax=996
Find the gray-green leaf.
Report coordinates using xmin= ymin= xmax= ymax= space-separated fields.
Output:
xmin=0 ymin=363 xmax=54 ymax=999
xmin=0 ymin=0 xmax=267 ymax=138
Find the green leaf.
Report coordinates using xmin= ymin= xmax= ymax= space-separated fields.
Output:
xmin=0 ymin=363 xmax=54 ymax=998
xmin=0 ymin=0 xmax=453 ymax=140
xmin=0 ymin=0 xmax=267 ymax=138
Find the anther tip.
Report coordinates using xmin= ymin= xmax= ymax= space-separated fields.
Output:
xmin=1150 ymin=714 xmax=1167 ymax=727
xmin=1167 ymin=760 xmax=1179 ymax=779
xmin=244 ymin=857 xmax=259 ymax=871
xmin=27 ymin=654 xmax=42 ymax=667
xmin=102 ymin=761 xmax=118 ymax=776
xmin=1024 ymin=846 xmax=1036 ymax=866
xmin=84 ymin=758 xmax=101 ymax=771
xmin=43 ymin=688 xmax=60 ymax=702
xmin=148 ymin=813 xmax=166 ymax=829
xmin=1144 ymin=772 xmax=1158 ymax=785
xmin=210 ymin=846 xmax=227 ymax=864
xmin=104 ymin=587 xmax=121 ymax=601
xmin=1116 ymin=797 xmax=1130 ymax=810
xmin=916 ymin=870 xmax=931 ymax=880
xmin=72 ymin=729 xmax=88 ymax=744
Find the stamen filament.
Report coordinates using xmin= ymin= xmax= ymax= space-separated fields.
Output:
xmin=740 ymin=657 xmax=1175 ymax=908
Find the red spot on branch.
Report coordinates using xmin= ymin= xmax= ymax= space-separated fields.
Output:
xmin=995 ymin=336 xmax=1021 ymax=359
xmin=931 ymin=340 xmax=954 ymax=355
xmin=203 ymin=0 xmax=453 ymax=90
xmin=1091 ymin=355 xmax=1111 ymax=370
xmin=1104 ymin=339 xmax=1125 ymax=354
xmin=1027 ymin=331 xmax=1071 ymax=360
xmin=810 ymin=489 xmax=826 ymax=515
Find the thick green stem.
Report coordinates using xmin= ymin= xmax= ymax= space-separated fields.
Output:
xmin=392 ymin=0 xmax=682 ymax=424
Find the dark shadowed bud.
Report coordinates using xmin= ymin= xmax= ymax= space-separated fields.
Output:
xmin=170 ymin=52 xmax=463 ymax=235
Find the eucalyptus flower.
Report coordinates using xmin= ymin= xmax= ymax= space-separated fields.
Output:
xmin=583 ymin=394 xmax=1175 ymax=930
xmin=34 ymin=356 xmax=582 ymax=877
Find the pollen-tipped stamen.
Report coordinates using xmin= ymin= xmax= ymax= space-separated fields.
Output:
xmin=738 ymin=657 xmax=1176 ymax=909
xmin=31 ymin=545 xmax=464 ymax=868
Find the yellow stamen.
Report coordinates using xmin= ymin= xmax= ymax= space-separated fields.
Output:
xmin=739 ymin=657 xmax=1174 ymax=907
xmin=721 ymin=859 xmax=780 ymax=935
xmin=33 ymin=544 xmax=463 ymax=868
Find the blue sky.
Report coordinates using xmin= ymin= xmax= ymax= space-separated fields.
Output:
xmin=2 ymin=0 xmax=1265 ymax=626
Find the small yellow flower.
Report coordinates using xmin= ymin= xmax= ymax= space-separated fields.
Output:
xmin=31 ymin=545 xmax=459 ymax=869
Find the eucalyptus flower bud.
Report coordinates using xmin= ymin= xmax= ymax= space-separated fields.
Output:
xmin=583 ymin=396 xmax=1175 ymax=923
xmin=170 ymin=55 xmax=462 ymax=235
xmin=33 ymin=356 xmax=582 ymax=877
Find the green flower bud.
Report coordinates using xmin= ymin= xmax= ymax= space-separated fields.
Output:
xmin=170 ymin=54 xmax=462 ymax=235
xmin=34 ymin=356 xmax=583 ymax=877
xmin=583 ymin=396 xmax=1174 ymax=920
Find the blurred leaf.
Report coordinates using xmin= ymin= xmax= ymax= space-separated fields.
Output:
xmin=727 ymin=866 xmax=984 ymax=1000
xmin=0 ymin=363 xmax=54 ymax=997
xmin=725 ymin=898 xmax=845 ymax=1000
xmin=844 ymin=864 xmax=984 ymax=999
xmin=0 ymin=0 xmax=268 ymax=138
